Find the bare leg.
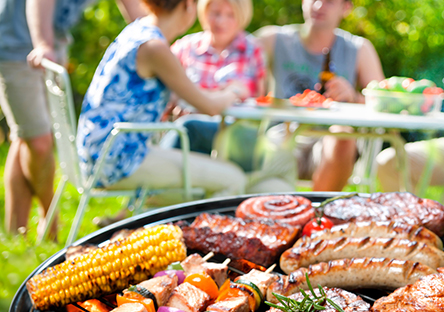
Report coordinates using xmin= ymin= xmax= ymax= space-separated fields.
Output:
xmin=4 ymin=134 xmax=56 ymax=238
xmin=312 ymin=135 xmax=357 ymax=191
xmin=4 ymin=139 xmax=33 ymax=233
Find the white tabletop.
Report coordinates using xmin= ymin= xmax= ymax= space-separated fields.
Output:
xmin=224 ymin=101 xmax=444 ymax=131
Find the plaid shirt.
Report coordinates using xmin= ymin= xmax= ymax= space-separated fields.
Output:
xmin=171 ymin=31 xmax=265 ymax=97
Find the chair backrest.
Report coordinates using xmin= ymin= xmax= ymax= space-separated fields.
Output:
xmin=41 ymin=59 xmax=83 ymax=189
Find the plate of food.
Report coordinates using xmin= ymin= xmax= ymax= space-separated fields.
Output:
xmin=250 ymin=90 xmax=334 ymax=110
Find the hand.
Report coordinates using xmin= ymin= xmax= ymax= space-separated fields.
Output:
xmin=323 ymin=76 xmax=358 ymax=103
xmin=224 ymin=81 xmax=250 ymax=102
xmin=27 ymin=45 xmax=56 ymax=69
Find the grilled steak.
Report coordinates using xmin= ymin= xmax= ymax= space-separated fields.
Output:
xmin=323 ymin=192 xmax=444 ymax=236
xmin=372 ymin=272 xmax=444 ymax=311
xmin=176 ymin=213 xmax=299 ymax=267
xmin=267 ymin=287 xmax=370 ymax=312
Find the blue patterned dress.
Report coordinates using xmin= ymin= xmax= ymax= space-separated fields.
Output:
xmin=76 ymin=20 xmax=170 ymax=187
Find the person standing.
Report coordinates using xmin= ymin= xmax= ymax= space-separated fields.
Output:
xmin=256 ymin=0 xmax=385 ymax=191
xmin=0 ymin=0 xmax=146 ymax=239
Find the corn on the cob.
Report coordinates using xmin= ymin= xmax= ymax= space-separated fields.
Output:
xmin=26 ymin=224 xmax=187 ymax=311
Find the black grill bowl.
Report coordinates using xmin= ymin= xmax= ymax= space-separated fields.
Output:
xmin=10 ymin=192 xmax=348 ymax=312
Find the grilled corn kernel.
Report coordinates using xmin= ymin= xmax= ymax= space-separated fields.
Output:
xmin=26 ymin=224 xmax=186 ymax=311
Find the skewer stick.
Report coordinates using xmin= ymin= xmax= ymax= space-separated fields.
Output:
xmin=222 ymin=258 xmax=231 ymax=266
xmin=265 ymin=263 xmax=276 ymax=274
xmin=202 ymin=251 xmax=215 ymax=262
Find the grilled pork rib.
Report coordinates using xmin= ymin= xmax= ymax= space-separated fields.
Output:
xmin=177 ymin=213 xmax=299 ymax=267
xmin=323 ymin=192 xmax=444 ymax=236
xmin=372 ymin=272 xmax=444 ymax=312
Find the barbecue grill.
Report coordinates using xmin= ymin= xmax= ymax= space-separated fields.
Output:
xmin=11 ymin=192 xmax=379 ymax=312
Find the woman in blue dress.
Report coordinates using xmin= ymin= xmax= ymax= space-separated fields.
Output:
xmin=76 ymin=0 xmax=248 ymax=199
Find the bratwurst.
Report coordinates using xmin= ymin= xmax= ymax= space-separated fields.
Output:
xmin=267 ymin=257 xmax=437 ymax=303
xmin=306 ymin=221 xmax=443 ymax=249
xmin=280 ymin=237 xmax=444 ymax=273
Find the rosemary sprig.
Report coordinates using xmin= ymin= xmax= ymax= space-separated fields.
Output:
xmin=265 ymin=273 xmax=345 ymax=312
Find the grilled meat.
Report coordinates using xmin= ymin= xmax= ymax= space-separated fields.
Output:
xmin=267 ymin=288 xmax=370 ymax=312
xmin=372 ymin=272 xmax=444 ymax=311
xmin=236 ymin=195 xmax=314 ymax=227
xmin=234 ymin=269 xmax=278 ymax=299
xmin=167 ymin=282 xmax=212 ymax=312
xmin=267 ymin=258 xmax=437 ymax=303
xmin=111 ymin=303 xmax=147 ymax=312
xmin=206 ymin=296 xmax=249 ymax=312
xmin=323 ymin=192 xmax=444 ymax=236
xmin=281 ymin=237 xmax=444 ymax=272
xmin=177 ymin=213 xmax=299 ymax=267
xmin=135 ymin=274 xmax=178 ymax=307
xmin=181 ymin=253 xmax=228 ymax=287
xmin=306 ymin=221 xmax=443 ymax=249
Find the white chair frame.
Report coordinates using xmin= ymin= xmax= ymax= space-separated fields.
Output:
xmin=40 ymin=59 xmax=197 ymax=246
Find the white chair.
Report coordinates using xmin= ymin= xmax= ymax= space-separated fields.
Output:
xmin=40 ymin=59 xmax=201 ymax=246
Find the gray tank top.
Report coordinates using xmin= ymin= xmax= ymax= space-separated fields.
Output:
xmin=272 ymin=25 xmax=364 ymax=99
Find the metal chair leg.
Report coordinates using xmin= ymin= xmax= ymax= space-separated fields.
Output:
xmin=134 ymin=188 xmax=149 ymax=215
xmin=66 ymin=191 xmax=91 ymax=246
xmin=37 ymin=175 xmax=68 ymax=243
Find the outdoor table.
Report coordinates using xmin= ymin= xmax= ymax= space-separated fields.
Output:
xmin=217 ymin=100 xmax=444 ymax=194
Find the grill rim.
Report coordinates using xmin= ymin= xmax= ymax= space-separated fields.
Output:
xmin=10 ymin=191 xmax=352 ymax=312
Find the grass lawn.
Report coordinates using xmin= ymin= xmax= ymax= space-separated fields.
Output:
xmin=0 ymin=142 xmax=443 ymax=311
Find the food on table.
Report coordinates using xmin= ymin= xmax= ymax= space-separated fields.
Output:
xmin=255 ymin=92 xmax=273 ymax=106
xmin=280 ymin=237 xmax=444 ymax=273
xmin=111 ymin=302 xmax=148 ymax=312
xmin=177 ymin=213 xmax=299 ymax=267
xmin=166 ymin=281 xmax=212 ymax=312
xmin=236 ymin=195 xmax=314 ymax=227
xmin=372 ymin=271 xmax=444 ymax=312
xmin=364 ymin=77 xmax=443 ymax=115
xmin=322 ymin=192 xmax=444 ymax=236
xmin=26 ymin=224 xmax=187 ymax=311
xmin=289 ymin=89 xmax=333 ymax=108
xmin=266 ymin=287 xmax=370 ymax=312
xmin=181 ymin=253 xmax=228 ymax=287
xmin=301 ymin=216 xmax=334 ymax=237
xmin=266 ymin=257 xmax=437 ymax=303
xmin=305 ymin=221 xmax=443 ymax=249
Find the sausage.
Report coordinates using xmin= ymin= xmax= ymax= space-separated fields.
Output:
xmin=280 ymin=237 xmax=444 ymax=274
xmin=267 ymin=257 xmax=437 ymax=303
xmin=305 ymin=221 xmax=443 ymax=249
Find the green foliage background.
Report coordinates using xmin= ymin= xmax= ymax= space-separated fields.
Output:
xmin=68 ymin=0 xmax=444 ymax=106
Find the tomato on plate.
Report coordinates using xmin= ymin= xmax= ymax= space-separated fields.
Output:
xmin=302 ymin=216 xmax=334 ymax=236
